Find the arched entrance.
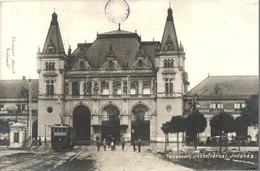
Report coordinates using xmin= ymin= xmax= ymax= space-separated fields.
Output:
xmin=73 ymin=105 xmax=91 ymax=142
xmin=131 ymin=104 xmax=150 ymax=141
xmin=101 ymin=105 xmax=120 ymax=141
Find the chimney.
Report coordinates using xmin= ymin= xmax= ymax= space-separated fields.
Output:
xmin=22 ymin=76 xmax=26 ymax=80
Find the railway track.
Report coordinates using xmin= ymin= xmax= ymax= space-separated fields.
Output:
xmin=0 ymin=146 xmax=85 ymax=171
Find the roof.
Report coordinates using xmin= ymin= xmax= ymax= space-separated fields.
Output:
xmin=71 ymin=29 xmax=158 ymax=68
xmin=10 ymin=122 xmax=27 ymax=128
xmin=42 ymin=12 xmax=65 ymax=54
xmin=161 ymin=7 xmax=179 ymax=51
xmin=185 ymin=76 xmax=259 ymax=99
xmin=0 ymin=79 xmax=38 ymax=99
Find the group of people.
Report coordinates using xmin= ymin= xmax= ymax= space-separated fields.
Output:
xmin=96 ymin=136 xmax=142 ymax=152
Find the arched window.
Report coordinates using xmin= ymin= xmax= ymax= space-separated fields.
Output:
xmin=113 ymin=81 xmax=121 ymax=95
xmin=142 ymin=81 xmax=151 ymax=94
xmin=130 ymin=82 xmax=138 ymax=95
xmin=101 ymin=81 xmax=109 ymax=95
xmin=138 ymin=60 xmax=143 ymax=67
xmin=84 ymin=81 xmax=92 ymax=95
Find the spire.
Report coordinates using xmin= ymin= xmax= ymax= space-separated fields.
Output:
xmin=167 ymin=4 xmax=173 ymax=21
xmin=42 ymin=11 xmax=65 ymax=54
xmin=161 ymin=6 xmax=179 ymax=51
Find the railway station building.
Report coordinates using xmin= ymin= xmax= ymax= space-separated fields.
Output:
xmin=36 ymin=6 xmax=189 ymax=143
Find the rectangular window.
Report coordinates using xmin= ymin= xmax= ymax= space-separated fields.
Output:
xmin=210 ymin=103 xmax=223 ymax=109
xmin=72 ymin=82 xmax=79 ymax=96
xmin=217 ymin=103 xmax=223 ymax=109
xmin=165 ymin=78 xmax=174 ymax=95
xmin=234 ymin=103 xmax=245 ymax=111
xmin=22 ymin=104 xmax=26 ymax=110
xmin=46 ymin=81 xmax=54 ymax=96
xmin=14 ymin=132 xmax=19 ymax=143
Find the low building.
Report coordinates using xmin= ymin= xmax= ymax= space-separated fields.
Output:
xmin=184 ymin=75 xmax=259 ymax=142
xmin=0 ymin=78 xmax=38 ymax=140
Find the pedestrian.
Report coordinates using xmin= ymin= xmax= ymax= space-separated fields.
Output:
xmin=137 ymin=139 xmax=141 ymax=153
xmin=38 ymin=136 xmax=42 ymax=146
xmin=96 ymin=136 xmax=100 ymax=151
xmin=132 ymin=139 xmax=136 ymax=152
xmin=107 ymin=135 xmax=112 ymax=148
xmin=103 ymin=139 xmax=106 ymax=151
xmin=111 ymin=139 xmax=114 ymax=151
xmin=121 ymin=138 xmax=125 ymax=151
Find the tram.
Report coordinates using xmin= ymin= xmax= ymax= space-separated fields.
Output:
xmin=51 ymin=124 xmax=75 ymax=151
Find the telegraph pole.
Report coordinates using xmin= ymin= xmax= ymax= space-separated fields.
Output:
xmin=28 ymin=78 xmax=32 ymax=146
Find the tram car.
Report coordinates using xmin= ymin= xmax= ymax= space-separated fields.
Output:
xmin=51 ymin=124 xmax=75 ymax=151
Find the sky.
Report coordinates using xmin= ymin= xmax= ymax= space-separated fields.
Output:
xmin=0 ymin=0 xmax=258 ymax=89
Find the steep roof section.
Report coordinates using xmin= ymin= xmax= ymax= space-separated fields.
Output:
xmin=0 ymin=79 xmax=38 ymax=99
xmin=42 ymin=12 xmax=65 ymax=54
xmin=185 ymin=76 xmax=259 ymax=98
xmin=161 ymin=7 xmax=179 ymax=51
xmin=74 ymin=29 xmax=147 ymax=68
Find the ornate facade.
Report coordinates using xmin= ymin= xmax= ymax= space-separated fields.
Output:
xmin=37 ymin=7 xmax=189 ymax=143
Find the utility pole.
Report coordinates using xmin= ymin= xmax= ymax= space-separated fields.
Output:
xmin=28 ymin=78 xmax=32 ymax=146
xmin=26 ymin=89 xmax=29 ymax=126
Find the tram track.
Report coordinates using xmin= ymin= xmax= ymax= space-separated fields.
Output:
xmin=0 ymin=146 xmax=85 ymax=171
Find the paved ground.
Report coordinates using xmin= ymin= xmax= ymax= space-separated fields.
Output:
xmin=77 ymin=145 xmax=193 ymax=171
xmin=0 ymin=143 xmax=258 ymax=171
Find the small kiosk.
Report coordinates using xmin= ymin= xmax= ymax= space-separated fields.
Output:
xmin=9 ymin=122 xmax=27 ymax=149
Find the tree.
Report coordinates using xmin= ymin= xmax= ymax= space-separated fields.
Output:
xmin=241 ymin=94 xmax=259 ymax=126
xmin=210 ymin=112 xmax=235 ymax=152
xmin=161 ymin=121 xmax=173 ymax=151
xmin=186 ymin=112 xmax=207 ymax=150
xmin=0 ymin=120 xmax=10 ymax=133
xmin=171 ymin=116 xmax=186 ymax=152
xmin=235 ymin=115 xmax=248 ymax=151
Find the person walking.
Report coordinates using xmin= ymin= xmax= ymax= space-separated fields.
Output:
xmin=96 ymin=136 xmax=100 ymax=151
xmin=102 ymin=139 xmax=106 ymax=151
xmin=137 ymin=139 xmax=141 ymax=153
xmin=132 ymin=139 xmax=136 ymax=152
xmin=107 ymin=135 xmax=112 ymax=148
xmin=121 ymin=138 xmax=125 ymax=151
xmin=111 ymin=138 xmax=116 ymax=151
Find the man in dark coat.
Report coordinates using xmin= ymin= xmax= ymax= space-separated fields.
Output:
xmin=132 ymin=139 xmax=136 ymax=152
xmin=137 ymin=139 xmax=141 ymax=152
xmin=121 ymin=138 xmax=125 ymax=151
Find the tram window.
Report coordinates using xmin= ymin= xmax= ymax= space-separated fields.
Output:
xmin=59 ymin=128 xmax=63 ymax=132
xmin=62 ymin=128 xmax=67 ymax=132
xmin=54 ymin=128 xmax=58 ymax=132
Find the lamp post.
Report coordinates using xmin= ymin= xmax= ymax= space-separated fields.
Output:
xmin=44 ymin=125 xmax=47 ymax=145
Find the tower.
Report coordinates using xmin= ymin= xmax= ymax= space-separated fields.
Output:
xmin=37 ymin=12 xmax=67 ymax=140
xmin=155 ymin=6 xmax=189 ymax=141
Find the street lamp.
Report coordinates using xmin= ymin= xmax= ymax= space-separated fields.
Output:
xmin=44 ymin=125 xmax=47 ymax=145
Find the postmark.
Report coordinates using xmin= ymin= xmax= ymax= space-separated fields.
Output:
xmin=105 ymin=0 xmax=130 ymax=24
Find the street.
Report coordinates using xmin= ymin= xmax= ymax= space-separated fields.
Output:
xmin=0 ymin=145 xmax=193 ymax=171
xmin=0 ymin=144 xmax=258 ymax=171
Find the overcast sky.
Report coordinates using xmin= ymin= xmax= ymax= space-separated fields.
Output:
xmin=0 ymin=0 xmax=258 ymax=89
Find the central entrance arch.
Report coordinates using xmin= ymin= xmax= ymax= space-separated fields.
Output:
xmin=73 ymin=105 xmax=91 ymax=143
xmin=131 ymin=104 xmax=150 ymax=141
xmin=101 ymin=105 xmax=120 ymax=141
